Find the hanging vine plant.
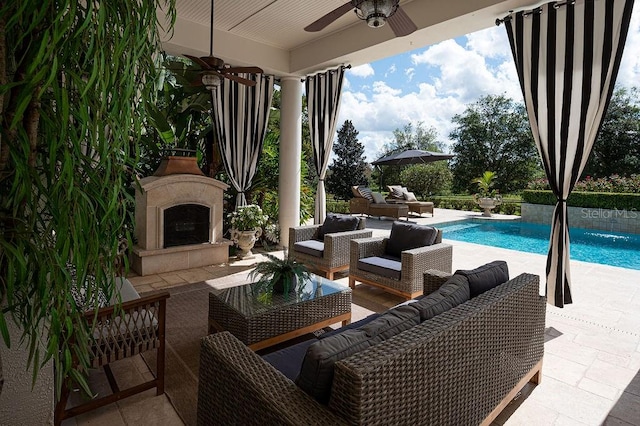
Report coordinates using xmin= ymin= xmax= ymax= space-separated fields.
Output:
xmin=0 ymin=0 xmax=175 ymax=398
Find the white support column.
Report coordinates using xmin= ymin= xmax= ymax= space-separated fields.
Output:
xmin=278 ymin=77 xmax=303 ymax=248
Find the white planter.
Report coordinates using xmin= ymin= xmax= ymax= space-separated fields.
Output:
xmin=231 ymin=228 xmax=262 ymax=259
xmin=476 ymin=196 xmax=502 ymax=217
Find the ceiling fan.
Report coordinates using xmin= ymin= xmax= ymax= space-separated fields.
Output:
xmin=183 ymin=0 xmax=263 ymax=89
xmin=305 ymin=0 xmax=417 ymax=37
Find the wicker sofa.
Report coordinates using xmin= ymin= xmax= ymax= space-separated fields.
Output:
xmin=197 ymin=266 xmax=545 ymax=426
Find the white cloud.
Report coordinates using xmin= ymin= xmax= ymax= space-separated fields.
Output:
xmin=405 ymin=67 xmax=415 ymax=82
xmin=348 ymin=63 xmax=374 ymax=78
xmin=385 ymin=64 xmax=397 ymax=77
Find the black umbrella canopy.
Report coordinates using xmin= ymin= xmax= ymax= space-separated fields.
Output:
xmin=371 ymin=149 xmax=454 ymax=166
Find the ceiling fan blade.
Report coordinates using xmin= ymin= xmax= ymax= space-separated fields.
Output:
xmin=223 ymin=74 xmax=257 ymax=87
xmin=183 ymin=54 xmax=212 ymax=69
xmin=304 ymin=2 xmax=354 ymax=32
xmin=222 ymin=66 xmax=264 ymax=74
xmin=200 ymin=56 xmax=226 ymax=69
xmin=387 ymin=6 xmax=417 ymax=37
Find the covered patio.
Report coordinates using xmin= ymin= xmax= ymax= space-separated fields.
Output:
xmin=64 ymin=207 xmax=640 ymax=425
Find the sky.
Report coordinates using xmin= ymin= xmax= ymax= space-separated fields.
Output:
xmin=336 ymin=3 xmax=640 ymax=162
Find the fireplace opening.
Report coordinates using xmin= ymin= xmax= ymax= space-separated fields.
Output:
xmin=164 ymin=204 xmax=210 ymax=248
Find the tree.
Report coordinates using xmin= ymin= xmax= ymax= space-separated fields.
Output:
xmin=400 ymin=162 xmax=452 ymax=198
xmin=374 ymin=122 xmax=446 ymax=189
xmin=326 ymin=120 xmax=368 ymax=200
xmin=0 ymin=0 xmax=175 ymax=398
xmin=583 ymin=87 xmax=640 ymax=178
xmin=449 ymin=94 xmax=541 ymax=194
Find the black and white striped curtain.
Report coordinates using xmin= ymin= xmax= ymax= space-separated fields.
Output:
xmin=305 ymin=66 xmax=346 ymax=223
xmin=212 ymin=74 xmax=275 ymax=207
xmin=503 ymin=0 xmax=634 ymax=307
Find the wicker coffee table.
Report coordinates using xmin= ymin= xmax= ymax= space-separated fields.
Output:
xmin=208 ymin=275 xmax=351 ymax=351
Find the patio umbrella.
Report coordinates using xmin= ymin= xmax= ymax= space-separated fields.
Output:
xmin=371 ymin=149 xmax=454 ymax=166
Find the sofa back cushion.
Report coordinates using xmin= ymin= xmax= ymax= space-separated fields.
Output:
xmin=296 ymin=304 xmax=420 ymax=403
xmin=317 ymin=213 xmax=360 ymax=240
xmin=385 ymin=221 xmax=438 ymax=258
xmin=411 ymin=274 xmax=470 ymax=321
xmin=456 ymin=260 xmax=509 ymax=297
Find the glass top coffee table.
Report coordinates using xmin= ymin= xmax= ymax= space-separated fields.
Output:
xmin=208 ymin=275 xmax=352 ymax=351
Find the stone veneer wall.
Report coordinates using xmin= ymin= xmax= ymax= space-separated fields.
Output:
xmin=521 ymin=203 xmax=640 ymax=234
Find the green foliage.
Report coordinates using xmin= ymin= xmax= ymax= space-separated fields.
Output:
xmin=248 ymin=252 xmax=312 ymax=295
xmin=472 ymin=171 xmax=498 ymax=197
xmin=326 ymin=120 xmax=368 ymax=200
xmin=522 ymin=190 xmax=640 ymax=211
xmin=527 ymin=174 xmax=640 ymax=193
xmin=326 ymin=200 xmax=349 ymax=214
xmin=449 ymin=94 xmax=542 ymax=193
xmin=0 ymin=0 xmax=176 ymax=398
xmin=399 ymin=163 xmax=452 ymax=197
xmin=584 ymin=87 xmax=640 ymax=178
xmin=227 ymin=205 xmax=268 ymax=231
xmin=373 ymin=122 xmax=446 ymax=188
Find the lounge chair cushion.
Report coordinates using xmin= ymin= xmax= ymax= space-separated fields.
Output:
xmin=411 ymin=274 xmax=470 ymax=321
xmin=294 ymin=240 xmax=325 ymax=258
xmin=317 ymin=213 xmax=360 ymax=241
xmin=357 ymin=256 xmax=402 ymax=280
xmin=318 ymin=313 xmax=382 ymax=339
xmin=385 ymin=221 xmax=438 ymax=258
xmin=296 ymin=304 xmax=420 ymax=404
xmin=457 ymin=260 xmax=509 ymax=297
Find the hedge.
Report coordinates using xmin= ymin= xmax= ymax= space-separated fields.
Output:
xmin=522 ymin=190 xmax=640 ymax=211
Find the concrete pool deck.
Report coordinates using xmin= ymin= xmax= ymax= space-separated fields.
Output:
xmin=64 ymin=208 xmax=640 ymax=426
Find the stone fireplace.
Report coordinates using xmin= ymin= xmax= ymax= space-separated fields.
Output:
xmin=131 ymin=158 xmax=231 ymax=275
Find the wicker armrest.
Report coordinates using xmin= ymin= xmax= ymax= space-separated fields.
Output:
xmin=423 ymin=269 xmax=453 ymax=295
xmin=289 ymin=225 xmax=321 ymax=246
xmin=197 ymin=332 xmax=348 ymax=426
xmin=349 ymin=237 xmax=386 ymax=266
xmin=401 ymin=243 xmax=453 ymax=290
xmin=324 ymin=229 xmax=373 ymax=267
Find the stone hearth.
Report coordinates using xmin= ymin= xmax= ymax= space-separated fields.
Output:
xmin=131 ymin=173 xmax=231 ymax=276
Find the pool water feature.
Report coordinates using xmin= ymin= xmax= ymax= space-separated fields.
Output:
xmin=437 ymin=219 xmax=640 ymax=270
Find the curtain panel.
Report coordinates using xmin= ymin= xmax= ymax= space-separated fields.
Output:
xmin=503 ymin=0 xmax=634 ymax=307
xmin=305 ymin=66 xmax=347 ymax=224
xmin=212 ymin=74 xmax=275 ymax=207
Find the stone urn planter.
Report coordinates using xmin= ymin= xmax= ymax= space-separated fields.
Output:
xmin=475 ymin=195 xmax=502 ymax=217
xmin=231 ymin=228 xmax=262 ymax=259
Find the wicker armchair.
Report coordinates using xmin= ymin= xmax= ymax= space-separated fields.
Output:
xmin=348 ymin=229 xmax=452 ymax=299
xmin=289 ymin=217 xmax=372 ymax=280
xmin=54 ymin=278 xmax=169 ymax=425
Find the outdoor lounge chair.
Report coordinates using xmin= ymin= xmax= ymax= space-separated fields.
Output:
xmin=54 ymin=276 xmax=169 ymax=425
xmin=289 ymin=214 xmax=372 ymax=279
xmin=386 ymin=185 xmax=435 ymax=217
xmin=349 ymin=186 xmax=409 ymax=220
xmin=349 ymin=221 xmax=452 ymax=299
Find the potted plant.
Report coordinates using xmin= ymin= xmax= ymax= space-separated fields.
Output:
xmin=248 ymin=252 xmax=312 ymax=294
xmin=228 ymin=204 xmax=269 ymax=259
xmin=473 ymin=171 xmax=502 ymax=217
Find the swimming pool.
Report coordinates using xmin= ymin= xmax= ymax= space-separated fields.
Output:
xmin=437 ymin=219 xmax=640 ymax=270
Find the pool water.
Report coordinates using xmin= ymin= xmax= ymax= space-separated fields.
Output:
xmin=437 ymin=220 xmax=640 ymax=270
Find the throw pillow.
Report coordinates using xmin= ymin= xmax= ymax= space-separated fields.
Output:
xmin=358 ymin=187 xmax=374 ymax=202
xmin=351 ymin=186 xmax=362 ymax=198
xmin=456 ymin=260 xmax=509 ymax=297
xmin=371 ymin=192 xmax=386 ymax=204
xmin=389 ymin=185 xmax=405 ymax=199
xmin=404 ymin=191 xmax=418 ymax=202
xmin=385 ymin=221 xmax=438 ymax=259
xmin=317 ymin=213 xmax=360 ymax=240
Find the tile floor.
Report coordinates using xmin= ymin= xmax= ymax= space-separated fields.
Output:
xmin=63 ymin=208 xmax=640 ymax=425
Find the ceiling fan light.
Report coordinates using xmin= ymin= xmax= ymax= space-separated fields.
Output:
xmin=356 ymin=0 xmax=399 ymax=28
xmin=201 ymin=73 xmax=221 ymax=90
